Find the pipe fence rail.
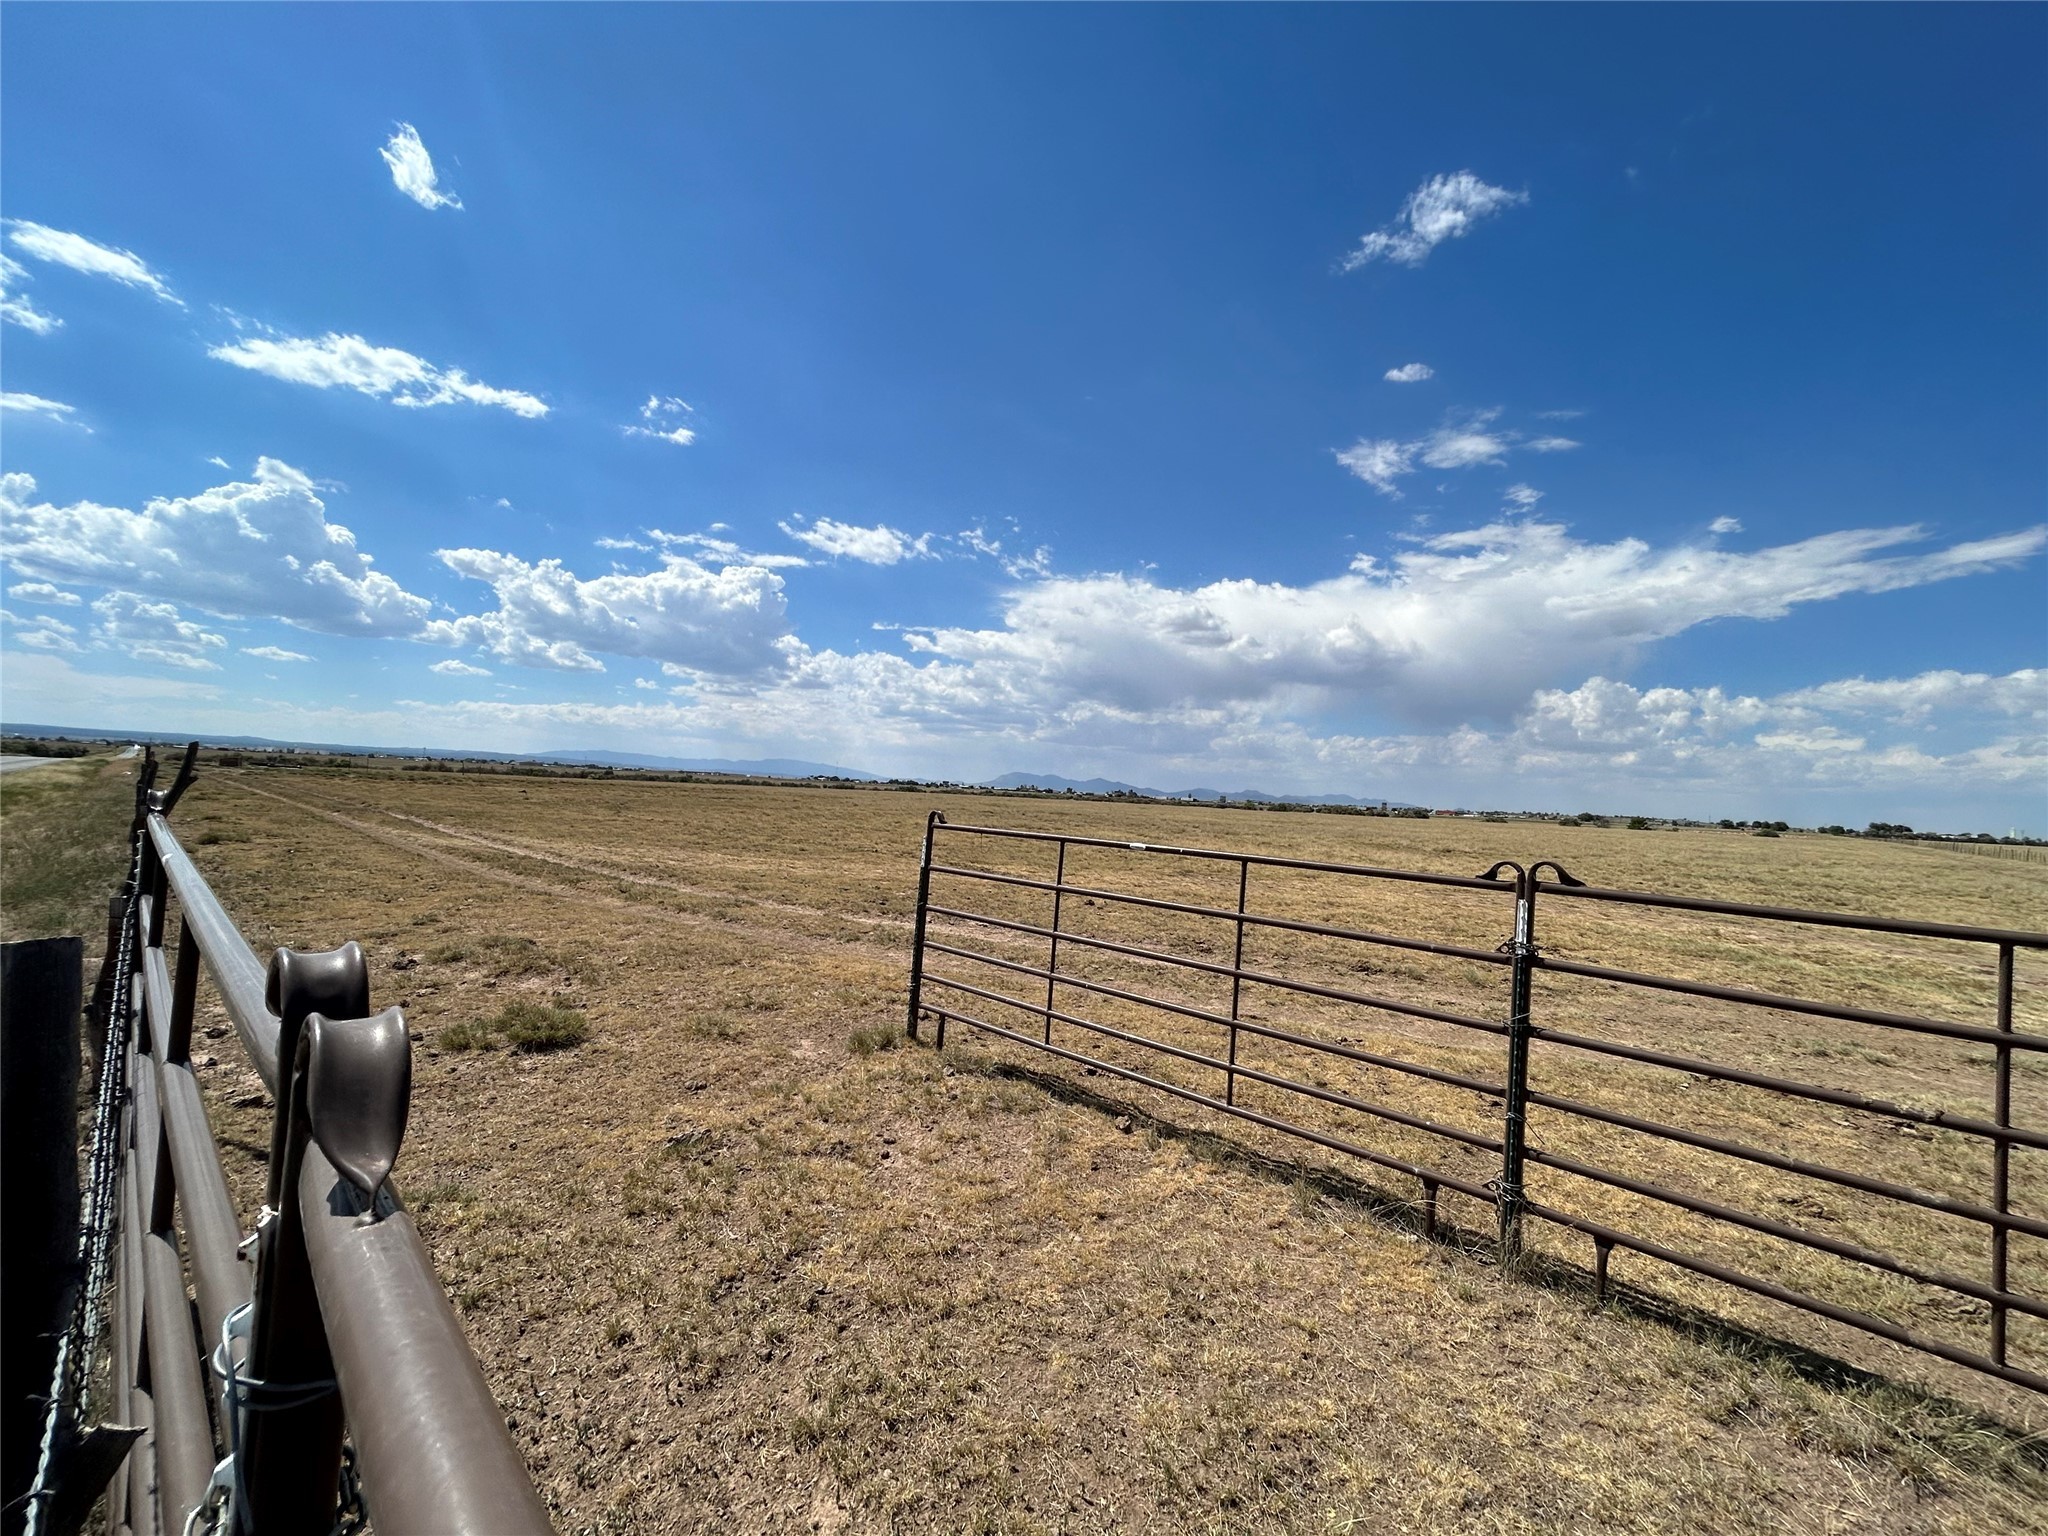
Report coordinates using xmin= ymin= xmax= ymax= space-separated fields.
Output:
xmin=904 ymin=813 xmax=2047 ymax=1396
xmin=25 ymin=746 xmax=551 ymax=1536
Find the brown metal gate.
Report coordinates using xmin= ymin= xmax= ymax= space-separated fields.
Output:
xmin=905 ymin=814 xmax=2046 ymax=1396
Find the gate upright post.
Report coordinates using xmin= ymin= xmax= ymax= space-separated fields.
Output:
xmin=1226 ymin=859 xmax=1248 ymax=1105
xmin=1992 ymin=942 xmax=2015 ymax=1364
xmin=1498 ymin=867 xmax=1536 ymax=1267
xmin=906 ymin=812 xmax=942 ymax=1041
xmin=1043 ymin=840 xmax=1066 ymax=1045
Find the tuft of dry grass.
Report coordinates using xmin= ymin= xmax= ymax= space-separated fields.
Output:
xmin=442 ymin=999 xmax=590 ymax=1052
xmin=14 ymin=760 xmax=2044 ymax=1534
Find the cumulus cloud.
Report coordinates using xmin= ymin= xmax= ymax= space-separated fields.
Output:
xmin=2 ymin=392 xmax=81 ymax=424
xmin=1341 ymin=173 xmax=1527 ymax=271
xmin=5 ymin=220 xmax=180 ymax=304
xmin=1774 ymin=669 xmax=2047 ymax=723
xmin=1488 ymin=668 xmax=2047 ymax=791
xmin=833 ymin=517 xmax=2048 ymax=734
xmin=1709 ymin=516 xmax=1743 ymax=534
xmin=9 ymin=582 xmax=83 ymax=607
xmin=0 ymin=607 xmax=81 ymax=653
xmin=423 ymin=547 xmax=795 ymax=676
xmin=0 ymin=460 xmax=433 ymax=636
xmin=209 ymin=332 xmax=547 ymax=417
xmin=779 ymin=517 xmax=933 ymax=565
xmin=622 ymin=395 xmax=696 ymax=446
xmin=1384 ymin=363 xmax=1434 ymax=383
xmin=243 ymin=644 xmax=312 ymax=662
xmin=0 ymin=253 xmax=61 ymax=334
xmin=1503 ymin=484 xmax=1543 ymax=511
xmin=91 ymin=591 xmax=228 ymax=670
xmin=431 ymin=658 xmax=491 ymax=677
xmin=380 ymin=124 xmax=462 ymax=211
xmin=1338 ymin=411 xmax=1581 ymax=497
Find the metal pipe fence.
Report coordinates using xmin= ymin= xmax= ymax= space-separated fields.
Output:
xmin=905 ymin=813 xmax=2046 ymax=1396
xmin=25 ymin=746 xmax=551 ymax=1536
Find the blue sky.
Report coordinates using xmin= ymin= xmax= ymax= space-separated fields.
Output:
xmin=2 ymin=5 xmax=2043 ymax=829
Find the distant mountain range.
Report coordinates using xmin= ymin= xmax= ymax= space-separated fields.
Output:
xmin=983 ymin=772 xmax=1421 ymax=809
xmin=3 ymin=723 xmax=1415 ymax=804
xmin=1 ymin=724 xmax=879 ymax=781
xmin=525 ymin=749 xmax=882 ymax=779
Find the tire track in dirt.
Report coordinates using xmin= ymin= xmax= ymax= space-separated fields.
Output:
xmin=217 ymin=777 xmax=1491 ymax=1061
xmin=220 ymin=777 xmax=909 ymax=959
xmin=235 ymin=778 xmax=911 ymax=932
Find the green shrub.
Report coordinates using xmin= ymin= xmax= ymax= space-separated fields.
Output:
xmin=442 ymin=999 xmax=590 ymax=1052
xmin=494 ymin=999 xmax=589 ymax=1051
xmin=439 ymin=1019 xmax=493 ymax=1052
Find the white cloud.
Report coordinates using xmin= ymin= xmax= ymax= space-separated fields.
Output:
xmin=1 ymin=606 xmax=81 ymax=653
xmin=8 ymin=582 xmax=83 ymax=607
xmin=955 ymin=525 xmax=1051 ymax=579
xmin=1334 ymin=439 xmax=1415 ymax=496
xmin=1338 ymin=411 xmax=1581 ymax=497
xmin=1774 ymin=669 xmax=2047 ymax=723
xmin=820 ymin=517 xmax=2048 ymax=735
xmin=207 ymin=455 xmax=232 ymax=469
xmin=595 ymin=536 xmax=653 ymax=552
xmin=1341 ymin=173 xmax=1528 ymax=271
xmin=633 ymin=676 xmax=658 ymax=691
xmin=622 ymin=395 xmax=696 ymax=446
xmin=1503 ymin=484 xmax=1543 ymax=511
xmin=0 ymin=460 xmax=433 ymax=637
xmin=380 ymin=124 xmax=463 ymax=211
xmin=209 ymin=332 xmax=547 ymax=418
xmin=0 ymin=253 xmax=61 ymax=334
xmin=2 ymin=392 xmax=81 ymax=424
xmin=243 ymin=645 xmax=312 ymax=662
xmin=648 ymin=528 xmax=809 ymax=569
xmin=1709 ymin=516 xmax=1743 ymax=535
xmin=779 ymin=517 xmax=933 ymax=566
xmin=1418 ymin=411 xmax=1511 ymax=470
xmin=5 ymin=220 xmax=180 ymax=305
xmin=1486 ymin=669 xmax=2047 ymax=795
xmin=430 ymin=658 xmax=491 ymax=677
xmin=91 ymin=591 xmax=228 ymax=671
xmin=423 ymin=547 xmax=795 ymax=676
xmin=1384 ymin=363 xmax=1434 ymax=384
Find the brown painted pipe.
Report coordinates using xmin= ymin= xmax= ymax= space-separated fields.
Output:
xmin=298 ymin=1146 xmax=553 ymax=1536
xmin=139 ymin=1233 xmax=213 ymax=1531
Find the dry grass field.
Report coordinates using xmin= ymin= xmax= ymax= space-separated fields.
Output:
xmin=4 ymin=751 xmax=2045 ymax=1535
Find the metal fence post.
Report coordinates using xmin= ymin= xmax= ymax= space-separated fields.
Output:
xmin=906 ymin=812 xmax=942 ymax=1041
xmin=1226 ymin=859 xmax=1248 ymax=1105
xmin=1992 ymin=941 xmax=2014 ymax=1364
xmin=1492 ymin=863 xmax=1535 ymax=1266
xmin=235 ymin=945 xmax=367 ymax=1535
xmin=1043 ymin=840 xmax=1067 ymax=1045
